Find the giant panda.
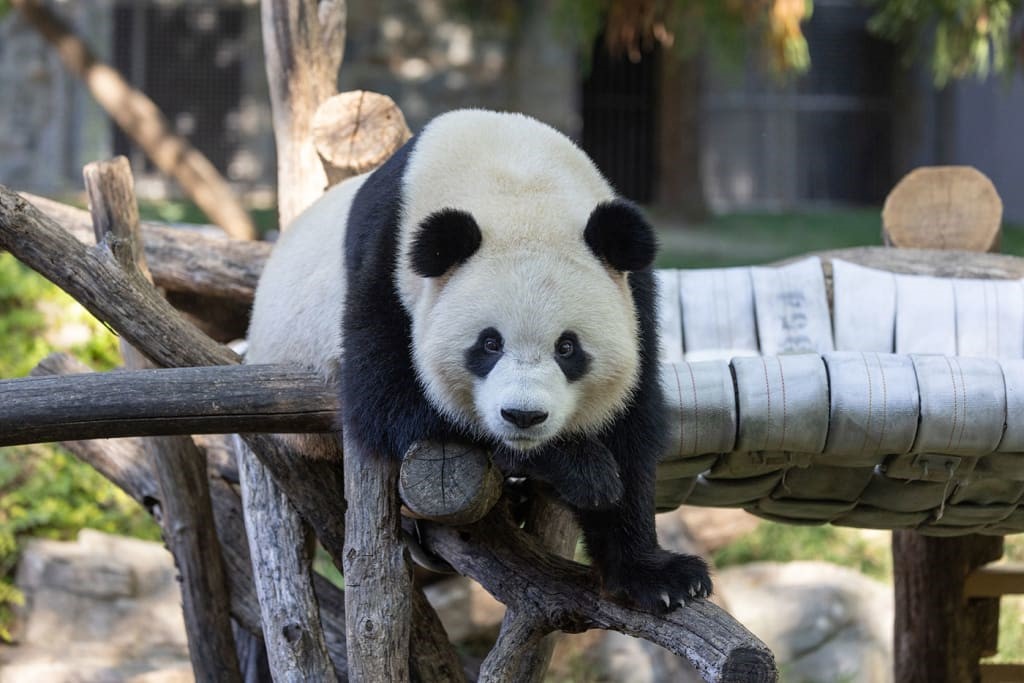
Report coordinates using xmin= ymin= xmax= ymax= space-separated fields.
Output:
xmin=246 ymin=109 xmax=711 ymax=612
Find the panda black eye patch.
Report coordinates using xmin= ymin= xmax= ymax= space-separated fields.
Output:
xmin=554 ymin=331 xmax=590 ymax=381
xmin=464 ymin=327 xmax=504 ymax=378
xmin=410 ymin=208 xmax=482 ymax=277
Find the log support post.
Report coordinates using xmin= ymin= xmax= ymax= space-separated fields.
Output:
xmin=885 ymin=165 xmax=1007 ymax=682
xmin=892 ymin=532 xmax=1003 ymax=682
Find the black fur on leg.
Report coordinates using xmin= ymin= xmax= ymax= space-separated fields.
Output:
xmin=494 ymin=436 xmax=624 ymax=512
xmin=574 ymin=269 xmax=712 ymax=612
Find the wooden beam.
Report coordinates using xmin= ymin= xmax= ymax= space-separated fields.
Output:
xmin=981 ymin=663 xmax=1024 ymax=682
xmin=0 ymin=363 xmax=336 ymax=447
xmin=966 ymin=563 xmax=1024 ymax=598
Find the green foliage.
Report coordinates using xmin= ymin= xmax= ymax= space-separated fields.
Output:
xmin=867 ymin=0 xmax=1023 ymax=86
xmin=551 ymin=0 xmax=813 ymax=74
xmin=713 ymin=522 xmax=893 ymax=579
xmin=0 ymin=253 xmax=156 ymax=639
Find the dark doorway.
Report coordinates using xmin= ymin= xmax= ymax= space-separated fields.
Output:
xmin=580 ymin=40 xmax=658 ymax=203
xmin=112 ymin=3 xmax=244 ymax=175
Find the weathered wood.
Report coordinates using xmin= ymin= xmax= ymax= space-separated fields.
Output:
xmin=882 ymin=166 xmax=1002 ymax=252
xmin=236 ymin=437 xmax=337 ymax=682
xmin=84 ymin=158 xmax=242 ymax=683
xmin=965 ymin=563 xmax=1024 ymax=597
xmin=422 ymin=506 xmax=777 ymax=683
xmin=893 ymin=533 xmax=1003 ymax=682
xmin=312 ymin=91 xmax=412 ymax=186
xmin=478 ymin=498 xmax=579 ymax=683
xmin=399 ymin=440 xmax=504 ymax=525
xmin=30 ymin=348 xmax=350 ymax=677
xmin=11 ymin=0 xmax=255 ymax=239
xmin=0 ymin=364 xmax=336 ymax=447
xmin=21 ymin=192 xmax=269 ymax=303
xmin=343 ymin=431 xmax=412 ymax=682
xmin=0 ymin=186 xmax=236 ymax=368
xmin=261 ymin=0 xmax=346 ymax=226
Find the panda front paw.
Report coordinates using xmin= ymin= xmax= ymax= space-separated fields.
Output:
xmin=602 ymin=549 xmax=712 ymax=613
xmin=558 ymin=465 xmax=624 ymax=511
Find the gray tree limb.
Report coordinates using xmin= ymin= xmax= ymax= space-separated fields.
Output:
xmin=83 ymin=157 xmax=242 ymax=682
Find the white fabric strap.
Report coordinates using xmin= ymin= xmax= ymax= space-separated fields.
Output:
xmin=750 ymin=257 xmax=834 ymax=355
xmin=953 ymin=278 xmax=1024 ymax=359
xmin=895 ymin=274 xmax=957 ymax=355
xmin=659 ymin=361 xmax=737 ymax=458
xmin=910 ymin=354 xmax=1006 ymax=455
xmin=822 ymin=352 xmax=919 ymax=461
xmin=832 ymin=259 xmax=896 ymax=352
xmin=654 ymin=269 xmax=684 ymax=363
xmin=998 ymin=358 xmax=1024 ymax=452
xmin=679 ymin=266 xmax=759 ymax=361
xmin=732 ymin=354 xmax=830 ymax=453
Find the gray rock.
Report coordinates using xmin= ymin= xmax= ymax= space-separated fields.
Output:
xmin=716 ymin=561 xmax=893 ymax=683
xmin=3 ymin=530 xmax=192 ymax=683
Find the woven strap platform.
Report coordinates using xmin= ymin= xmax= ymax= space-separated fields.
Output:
xmin=653 ymin=256 xmax=1024 ymax=536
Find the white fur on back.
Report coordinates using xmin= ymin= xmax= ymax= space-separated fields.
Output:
xmin=246 ymin=174 xmax=368 ymax=380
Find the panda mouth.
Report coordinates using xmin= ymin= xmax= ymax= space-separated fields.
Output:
xmin=500 ymin=433 xmax=550 ymax=452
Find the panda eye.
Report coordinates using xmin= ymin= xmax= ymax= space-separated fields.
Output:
xmin=484 ymin=336 xmax=503 ymax=354
xmin=556 ymin=338 xmax=575 ymax=358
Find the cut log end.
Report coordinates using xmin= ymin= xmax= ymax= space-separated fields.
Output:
xmin=312 ymin=91 xmax=412 ymax=186
xmin=719 ymin=646 xmax=779 ymax=683
xmin=882 ymin=166 xmax=1003 ymax=253
xmin=399 ymin=440 xmax=504 ymax=526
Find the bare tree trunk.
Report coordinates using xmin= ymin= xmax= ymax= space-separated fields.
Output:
xmin=893 ymin=533 xmax=1003 ymax=683
xmin=261 ymin=0 xmax=346 ymax=227
xmin=656 ymin=48 xmax=709 ymax=223
xmin=11 ymin=0 xmax=255 ymax=240
xmin=83 ymin=157 xmax=242 ymax=682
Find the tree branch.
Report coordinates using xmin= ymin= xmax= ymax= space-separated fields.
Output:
xmin=83 ymin=157 xmax=242 ymax=682
xmin=422 ymin=506 xmax=777 ymax=683
xmin=0 ymin=364 xmax=336 ymax=446
xmin=21 ymin=192 xmax=269 ymax=303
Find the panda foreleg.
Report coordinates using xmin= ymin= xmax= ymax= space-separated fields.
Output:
xmin=494 ymin=437 xmax=625 ymax=512
xmin=573 ymin=449 xmax=713 ymax=612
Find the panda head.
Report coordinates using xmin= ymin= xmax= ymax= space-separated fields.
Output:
xmin=406 ymin=200 xmax=657 ymax=452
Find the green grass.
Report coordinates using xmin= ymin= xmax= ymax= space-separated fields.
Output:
xmin=653 ymin=207 xmax=1024 ymax=269
xmin=713 ymin=522 xmax=892 ymax=580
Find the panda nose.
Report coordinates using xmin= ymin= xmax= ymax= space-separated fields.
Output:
xmin=501 ymin=408 xmax=548 ymax=429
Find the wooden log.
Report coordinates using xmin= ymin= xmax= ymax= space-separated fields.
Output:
xmin=20 ymin=192 xmax=270 ymax=303
xmin=342 ymin=431 xmax=413 ymax=682
xmin=422 ymin=505 xmax=777 ymax=683
xmin=312 ymin=91 xmax=412 ymax=186
xmin=884 ymin=168 xmax=1006 ymax=683
xmin=83 ymin=158 xmax=242 ymax=683
xmin=399 ymin=440 xmax=504 ymax=525
xmin=882 ymin=166 xmax=1002 ymax=252
xmin=30 ymin=352 xmax=350 ymax=677
xmin=261 ymin=0 xmax=345 ymax=226
xmin=236 ymin=437 xmax=337 ymax=682
xmin=477 ymin=498 xmax=579 ymax=682
xmin=965 ymin=563 xmax=1024 ymax=598
xmin=893 ymin=533 xmax=1003 ymax=682
xmin=11 ymin=0 xmax=255 ymax=240
xmin=0 ymin=364 xmax=336 ymax=447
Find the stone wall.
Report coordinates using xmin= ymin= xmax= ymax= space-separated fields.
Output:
xmin=0 ymin=1 xmax=112 ymax=195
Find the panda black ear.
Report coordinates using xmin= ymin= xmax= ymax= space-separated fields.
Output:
xmin=584 ymin=200 xmax=657 ymax=272
xmin=410 ymin=209 xmax=482 ymax=277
